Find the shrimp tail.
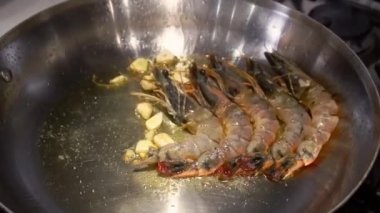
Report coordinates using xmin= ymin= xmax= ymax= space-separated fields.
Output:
xmin=153 ymin=67 xmax=198 ymax=124
xmin=239 ymin=58 xmax=266 ymax=97
xmin=191 ymin=68 xmax=223 ymax=109
xmin=264 ymin=51 xmax=286 ymax=72
xmin=187 ymin=63 xmax=210 ymax=107
xmin=264 ymin=51 xmax=307 ymax=96
xmin=247 ymin=64 xmax=277 ymax=96
xmin=206 ymin=55 xmax=242 ymax=98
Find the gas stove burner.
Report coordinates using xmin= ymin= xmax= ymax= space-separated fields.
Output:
xmin=309 ymin=2 xmax=371 ymax=40
xmin=347 ymin=29 xmax=376 ymax=63
xmin=275 ymin=0 xmax=302 ymax=11
xmin=276 ymin=1 xmax=380 ymax=212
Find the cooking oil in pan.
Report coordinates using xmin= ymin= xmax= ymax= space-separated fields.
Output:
xmin=38 ymin=74 xmax=283 ymax=213
xmin=36 ymin=48 xmax=339 ymax=211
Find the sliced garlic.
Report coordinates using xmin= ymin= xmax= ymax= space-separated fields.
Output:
xmin=129 ymin=58 xmax=151 ymax=74
xmin=145 ymin=130 xmax=156 ymax=141
xmin=140 ymin=79 xmax=157 ymax=91
xmin=143 ymin=73 xmax=155 ymax=81
xmin=109 ymin=75 xmax=128 ymax=85
xmin=299 ymin=79 xmax=311 ymax=87
xmin=174 ymin=59 xmax=193 ymax=73
xmin=123 ymin=149 xmax=136 ymax=163
xmin=172 ymin=72 xmax=190 ymax=84
xmin=135 ymin=139 xmax=156 ymax=158
xmin=92 ymin=75 xmax=128 ymax=89
xmin=136 ymin=102 xmax=153 ymax=119
xmin=153 ymin=133 xmax=175 ymax=148
xmin=155 ymin=50 xmax=177 ymax=65
xmin=138 ymin=152 xmax=148 ymax=159
xmin=145 ymin=112 xmax=163 ymax=130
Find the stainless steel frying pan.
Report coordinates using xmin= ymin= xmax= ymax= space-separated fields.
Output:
xmin=0 ymin=0 xmax=379 ymax=212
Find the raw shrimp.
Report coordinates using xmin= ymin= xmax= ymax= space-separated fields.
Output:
xmin=171 ymin=68 xmax=253 ymax=177
xmin=206 ymin=55 xmax=280 ymax=174
xmin=247 ymin=62 xmax=312 ymax=180
xmin=134 ymin=68 xmax=224 ymax=176
xmin=264 ymin=51 xmax=339 ymax=177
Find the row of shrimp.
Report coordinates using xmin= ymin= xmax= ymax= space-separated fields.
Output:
xmin=129 ymin=51 xmax=339 ymax=181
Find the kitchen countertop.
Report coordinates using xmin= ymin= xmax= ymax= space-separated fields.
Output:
xmin=0 ymin=0 xmax=66 ymax=37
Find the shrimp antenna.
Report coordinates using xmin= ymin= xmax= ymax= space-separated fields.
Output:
xmin=131 ymin=92 xmax=169 ymax=108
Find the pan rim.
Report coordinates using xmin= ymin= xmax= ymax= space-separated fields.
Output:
xmin=0 ymin=0 xmax=379 ymax=212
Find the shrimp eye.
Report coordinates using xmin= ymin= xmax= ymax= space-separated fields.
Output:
xmin=170 ymin=162 xmax=188 ymax=173
xmin=240 ymin=155 xmax=264 ymax=171
xmin=300 ymin=148 xmax=314 ymax=159
xmin=201 ymin=159 xmax=220 ymax=171
xmin=249 ymin=156 xmax=265 ymax=168
xmin=281 ymin=157 xmax=295 ymax=169
xmin=201 ymin=161 xmax=212 ymax=170
xmin=264 ymin=166 xmax=277 ymax=177
xmin=229 ymin=158 xmax=240 ymax=168
xmin=157 ymin=161 xmax=189 ymax=175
